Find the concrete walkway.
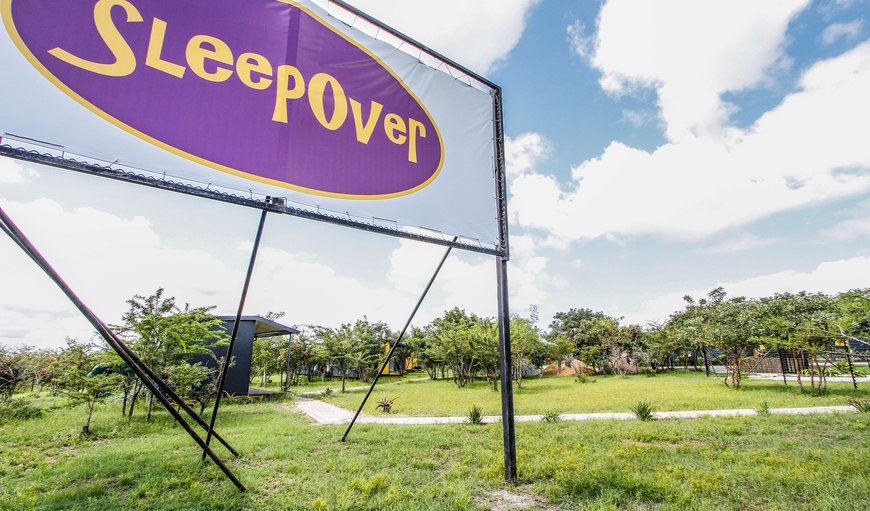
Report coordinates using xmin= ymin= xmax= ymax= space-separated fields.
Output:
xmin=293 ymin=398 xmax=858 ymax=426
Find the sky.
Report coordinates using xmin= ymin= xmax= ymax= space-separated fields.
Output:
xmin=2 ymin=0 xmax=870 ymax=348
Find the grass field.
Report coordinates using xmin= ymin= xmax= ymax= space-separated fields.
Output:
xmin=1 ymin=383 xmax=868 ymax=510
xmin=321 ymin=371 xmax=870 ymax=417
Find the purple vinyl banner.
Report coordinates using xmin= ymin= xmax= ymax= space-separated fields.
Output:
xmin=2 ymin=0 xmax=444 ymax=199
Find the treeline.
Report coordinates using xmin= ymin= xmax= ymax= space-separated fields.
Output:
xmin=252 ymin=308 xmax=546 ymax=392
xmin=0 ymin=289 xmax=228 ymax=434
xmin=544 ymin=288 xmax=869 ymax=393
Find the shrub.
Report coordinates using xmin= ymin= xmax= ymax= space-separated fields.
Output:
xmin=0 ymin=399 xmax=42 ymax=424
xmin=848 ymin=398 xmax=870 ymax=413
xmin=320 ymin=388 xmax=333 ymax=398
xmin=630 ymin=400 xmax=656 ymax=421
xmin=375 ymin=397 xmax=396 ymax=414
xmin=542 ymin=409 xmax=561 ymax=423
xmin=757 ymin=401 xmax=771 ymax=416
xmin=467 ymin=405 xmax=484 ymax=425
xmin=642 ymin=367 xmax=657 ymax=378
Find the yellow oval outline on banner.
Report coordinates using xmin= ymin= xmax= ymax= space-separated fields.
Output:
xmin=1 ymin=0 xmax=446 ymax=201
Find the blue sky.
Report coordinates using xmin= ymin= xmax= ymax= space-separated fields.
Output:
xmin=2 ymin=0 xmax=870 ymax=347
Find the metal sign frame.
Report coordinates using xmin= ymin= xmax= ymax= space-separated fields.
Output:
xmin=0 ymin=0 xmax=517 ymax=488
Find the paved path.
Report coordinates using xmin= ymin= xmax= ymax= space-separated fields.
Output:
xmin=293 ymin=398 xmax=858 ymax=426
xmin=748 ymin=373 xmax=869 ymax=383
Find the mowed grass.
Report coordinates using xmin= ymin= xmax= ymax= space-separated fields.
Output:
xmin=323 ymin=371 xmax=870 ymax=417
xmin=0 ymin=392 xmax=868 ymax=510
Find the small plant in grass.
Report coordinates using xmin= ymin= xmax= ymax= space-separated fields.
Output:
xmin=375 ymin=397 xmax=397 ymax=414
xmin=576 ymin=373 xmax=595 ymax=384
xmin=542 ymin=409 xmax=561 ymax=423
xmin=848 ymin=398 xmax=870 ymax=413
xmin=630 ymin=400 xmax=656 ymax=421
xmin=642 ymin=367 xmax=657 ymax=378
xmin=467 ymin=405 xmax=484 ymax=425
xmin=320 ymin=388 xmax=333 ymax=398
xmin=757 ymin=401 xmax=771 ymax=416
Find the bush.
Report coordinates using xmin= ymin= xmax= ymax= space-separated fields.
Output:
xmin=375 ymin=397 xmax=396 ymax=414
xmin=642 ymin=367 xmax=657 ymax=378
xmin=757 ymin=401 xmax=771 ymax=416
xmin=0 ymin=399 xmax=43 ymax=424
xmin=467 ymin=405 xmax=484 ymax=425
xmin=630 ymin=400 xmax=656 ymax=421
xmin=848 ymin=398 xmax=870 ymax=413
xmin=542 ymin=409 xmax=561 ymax=423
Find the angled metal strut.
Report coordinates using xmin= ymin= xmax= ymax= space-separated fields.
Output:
xmin=0 ymin=206 xmax=246 ymax=491
xmin=341 ymin=237 xmax=457 ymax=442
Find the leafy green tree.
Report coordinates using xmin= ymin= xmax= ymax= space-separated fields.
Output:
xmin=510 ymin=316 xmax=544 ymax=388
xmin=117 ymin=289 xmax=226 ymax=420
xmin=547 ymin=334 xmax=574 ymax=377
xmin=56 ymin=339 xmax=120 ymax=436
xmin=317 ymin=324 xmax=355 ymax=392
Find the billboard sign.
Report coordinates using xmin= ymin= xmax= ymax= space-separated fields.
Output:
xmin=1 ymin=0 xmax=503 ymax=251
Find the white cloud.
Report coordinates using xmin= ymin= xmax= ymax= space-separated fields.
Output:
xmin=505 ymin=133 xmax=550 ymax=180
xmin=623 ymin=256 xmax=870 ymax=325
xmin=822 ymin=217 xmax=870 ymax=240
xmin=620 ymin=109 xmax=655 ymax=129
xmin=387 ymin=233 xmax=556 ymax=324
xmin=591 ymin=0 xmax=809 ymax=141
xmin=511 ymin=42 xmax=870 ymax=243
xmin=340 ymin=0 xmax=541 ymax=74
xmin=822 ymin=21 xmax=864 ymax=45
xmin=567 ymin=20 xmax=594 ymax=60
xmin=0 ymin=158 xmax=37 ymax=184
xmin=698 ymin=233 xmax=776 ymax=254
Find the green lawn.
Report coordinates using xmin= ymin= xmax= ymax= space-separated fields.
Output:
xmin=0 ymin=392 xmax=868 ymax=510
xmin=322 ymin=371 xmax=870 ymax=417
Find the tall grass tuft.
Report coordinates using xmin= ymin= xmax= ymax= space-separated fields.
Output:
xmin=630 ymin=400 xmax=656 ymax=421
xmin=542 ymin=409 xmax=561 ymax=423
xmin=848 ymin=398 xmax=870 ymax=413
xmin=467 ymin=405 xmax=484 ymax=425
xmin=757 ymin=400 xmax=771 ymax=416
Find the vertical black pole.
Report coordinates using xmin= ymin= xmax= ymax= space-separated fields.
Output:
xmin=497 ymin=256 xmax=517 ymax=483
xmin=342 ymin=237 xmax=457 ymax=442
xmin=204 ymin=209 xmax=267 ymax=457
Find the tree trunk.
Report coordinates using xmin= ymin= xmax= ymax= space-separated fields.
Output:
xmin=702 ymin=346 xmax=710 ymax=377
xmin=792 ymin=349 xmax=804 ymax=392
xmin=146 ymin=392 xmax=154 ymax=421
xmin=122 ymin=389 xmax=129 ymax=416
xmin=83 ymin=397 xmax=96 ymax=436
xmin=128 ymin=384 xmax=141 ymax=419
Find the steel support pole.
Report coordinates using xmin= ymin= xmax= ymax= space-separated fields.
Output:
xmin=342 ymin=237 xmax=457 ymax=442
xmin=204 ymin=209 xmax=268 ymax=458
xmin=0 ymin=207 xmax=245 ymax=491
xmin=496 ymin=256 xmax=517 ymax=483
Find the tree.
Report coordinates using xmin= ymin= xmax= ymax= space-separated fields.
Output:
xmin=510 ymin=316 xmax=544 ymax=388
xmin=547 ymin=334 xmax=574 ymax=377
xmin=317 ymin=324 xmax=355 ymax=392
xmin=0 ymin=345 xmax=28 ymax=400
xmin=117 ymin=289 xmax=227 ymax=420
xmin=56 ymin=339 xmax=120 ymax=436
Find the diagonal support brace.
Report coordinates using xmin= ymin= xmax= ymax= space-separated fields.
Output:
xmin=342 ymin=237 xmax=457 ymax=442
xmin=0 ymin=206 xmax=245 ymax=491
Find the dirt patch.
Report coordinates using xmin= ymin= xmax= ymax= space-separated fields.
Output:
xmin=477 ymin=489 xmax=559 ymax=511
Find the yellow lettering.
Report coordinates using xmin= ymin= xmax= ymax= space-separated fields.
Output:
xmin=308 ymin=73 xmax=348 ymax=131
xmin=407 ymin=118 xmax=427 ymax=163
xmin=186 ymin=35 xmax=233 ymax=82
xmin=48 ymin=0 xmax=142 ymax=77
xmin=145 ymin=18 xmax=185 ymax=78
xmin=237 ymin=52 xmax=273 ymax=90
xmin=349 ymin=99 xmax=383 ymax=144
xmin=272 ymin=65 xmax=305 ymax=123
xmin=384 ymin=114 xmax=407 ymax=145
